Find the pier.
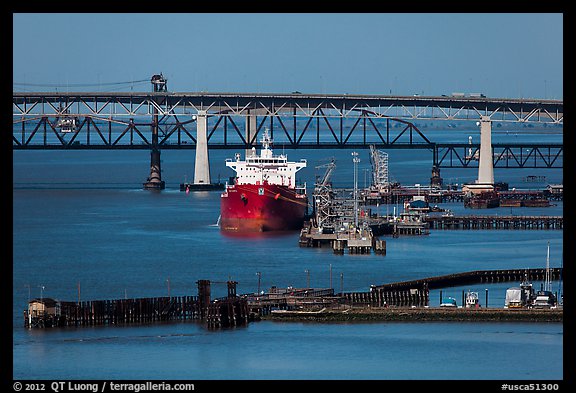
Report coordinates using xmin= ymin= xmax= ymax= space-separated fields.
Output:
xmin=339 ymin=267 xmax=562 ymax=309
xmin=24 ymin=280 xmax=253 ymax=329
xmin=300 ymin=214 xmax=560 ymax=255
xmin=248 ymin=268 xmax=563 ymax=312
xmin=424 ymin=215 xmax=563 ymax=230
xmin=362 ymin=187 xmax=563 ymax=205
xmin=247 ymin=287 xmax=338 ymax=317
xmin=341 ymin=286 xmax=429 ymax=308
xmin=299 ymin=222 xmax=385 ymax=255
xmin=373 ymin=268 xmax=563 ymax=291
xmin=25 ymin=268 xmax=563 ymax=329
xmin=363 ymin=188 xmax=465 ymax=204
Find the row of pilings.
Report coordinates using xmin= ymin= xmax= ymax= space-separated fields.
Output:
xmin=372 ymin=268 xmax=563 ymax=292
xmin=25 ymin=269 xmax=563 ymax=328
xmin=338 ymin=268 xmax=563 ymax=308
xmin=341 ymin=284 xmax=429 ymax=308
xmin=24 ymin=280 xmax=253 ymax=329
xmin=425 ymin=215 xmax=563 ymax=230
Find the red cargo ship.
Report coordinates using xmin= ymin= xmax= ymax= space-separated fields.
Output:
xmin=220 ymin=130 xmax=308 ymax=232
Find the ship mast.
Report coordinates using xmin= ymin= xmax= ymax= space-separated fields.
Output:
xmin=261 ymin=129 xmax=271 ymax=152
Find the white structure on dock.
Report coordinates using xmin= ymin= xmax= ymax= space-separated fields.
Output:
xmin=369 ymin=145 xmax=389 ymax=192
xmin=462 ymin=116 xmax=495 ymax=194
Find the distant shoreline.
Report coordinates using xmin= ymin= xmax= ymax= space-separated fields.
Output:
xmin=261 ymin=307 xmax=563 ymax=323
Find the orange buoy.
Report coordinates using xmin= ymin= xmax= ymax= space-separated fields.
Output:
xmin=275 ymin=193 xmax=281 ymax=200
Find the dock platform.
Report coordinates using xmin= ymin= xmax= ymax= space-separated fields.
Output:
xmin=424 ymin=215 xmax=563 ymax=230
xmin=339 ymin=267 xmax=562 ymax=308
xmin=24 ymin=280 xmax=252 ymax=329
xmin=299 ymin=223 xmax=385 ymax=255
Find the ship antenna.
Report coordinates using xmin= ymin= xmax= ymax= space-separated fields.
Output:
xmin=261 ymin=128 xmax=272 ymax=151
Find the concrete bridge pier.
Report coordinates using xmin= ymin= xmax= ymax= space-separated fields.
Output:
xmin=193 ymin=110 xmax=211 ymax=185
xmin=246 ymin=111 xmax=257 ymax=158
xmin=143 ymin=74 xmax=166 ymax=190
xmin=462 ymin=115 xmax=494 ymax=194
xmin=143 ymin=146 xmax=165 ymax=190
xmin=478 ymin=115 xmax=494 ymax=186
xmin=430 ymin=164 xmax=443 ymax=188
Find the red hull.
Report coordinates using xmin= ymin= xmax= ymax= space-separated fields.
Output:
xmin=220 ymin=184 xmax=308 ymax=232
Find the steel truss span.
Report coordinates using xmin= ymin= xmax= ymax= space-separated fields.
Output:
xmin=12 ymin=92 xmax=564 ymax=123
xmin=434 ymin=144 xmax=563 ymax=169
xmin=13 ymin=92 xmax=563 ymax=169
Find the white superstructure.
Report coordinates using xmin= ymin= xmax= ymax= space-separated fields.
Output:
xmin=225 ymin=130 xmax=306 ymax=188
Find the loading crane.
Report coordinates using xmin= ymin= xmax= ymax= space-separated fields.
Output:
xmin=313 ymin=159 xmax=337 ymax=233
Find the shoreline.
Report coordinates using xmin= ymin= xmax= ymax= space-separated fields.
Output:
xmin=261 ymin=307 xmax=563 ymax=323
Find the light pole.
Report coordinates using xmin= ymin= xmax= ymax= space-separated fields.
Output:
xmin=256 ymin=272 xmax=261 ymax=295
xmin=166 ymin=277 xmax=171 ymax=299
xmin=340 ymin=273 xmax=344 ymax=294
xmin=39 ymin=285 xmax=45 ymax=317
xmin=352 ymin=152 xmax=360 ymax=230
xmin=305 ymin=269 xmax=310 ymax=289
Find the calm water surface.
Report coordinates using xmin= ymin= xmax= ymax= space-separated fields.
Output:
xmin=13 ymin=321 xmax=562 ymax=380
xmin=12 ymin=147 xmax=564 ymax=380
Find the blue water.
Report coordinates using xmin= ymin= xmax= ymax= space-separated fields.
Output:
xmin=12 ymin=144 xmax=564 ymax=380
xmin=13 ymin=321 xmax=562 ymax=380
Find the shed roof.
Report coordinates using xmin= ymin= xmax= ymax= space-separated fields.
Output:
xmin=29 ymin=298 xmax=59 ymax=306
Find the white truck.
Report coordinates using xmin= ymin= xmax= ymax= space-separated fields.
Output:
xmin=504 ymin=287 xmax=524 ymax=308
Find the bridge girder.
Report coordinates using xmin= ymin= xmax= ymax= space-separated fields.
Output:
xmin=13 ymin=92 xmax=563 ymax=124
xmin=13 ymin=92 xmax=563 ymax=169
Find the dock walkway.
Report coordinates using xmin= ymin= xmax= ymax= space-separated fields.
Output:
xmin=24 ymin=280 xmax=252 ymax=329
xmin=341 ymin=268 xmax=562 ymax=308
xmin=424 ymin=215 xmax=563 ymax=230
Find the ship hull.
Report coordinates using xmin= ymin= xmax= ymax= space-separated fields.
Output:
xmin=220 ymin=184 xmax=307 ymax=232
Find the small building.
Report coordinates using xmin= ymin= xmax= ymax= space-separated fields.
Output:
xmin=25 ymin=298 xmax=63 ymax=328
xmin=28 ymin=298 xmax=61 ymax=318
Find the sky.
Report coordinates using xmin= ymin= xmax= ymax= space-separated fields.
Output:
xmin=12 ymin=13 xmax=563 ymax=99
